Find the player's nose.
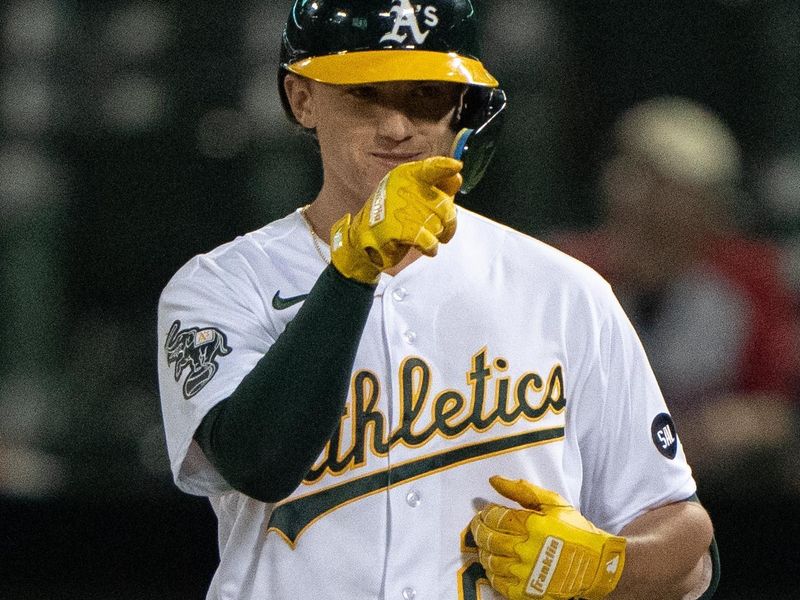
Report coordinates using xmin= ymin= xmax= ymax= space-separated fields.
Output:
xmin=376 ymin=105 xmax=415 ymax=142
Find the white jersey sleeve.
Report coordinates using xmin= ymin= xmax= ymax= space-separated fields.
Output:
xmin=567 ymin=276 xmax=697 ymax=534
xmin=157 ymin=250 xmax=275 ymax=497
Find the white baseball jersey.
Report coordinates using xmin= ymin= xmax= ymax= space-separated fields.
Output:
xmin=158 ymin=206 xmax=697 ymax=600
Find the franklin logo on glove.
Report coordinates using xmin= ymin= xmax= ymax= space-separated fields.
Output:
xmin=471 ymin=476 xmax=626 ymax=600
xmin=526 ymin=536 xmax=563 ymax=596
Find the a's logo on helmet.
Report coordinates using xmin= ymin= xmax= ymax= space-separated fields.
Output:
xmin=380 ymin=0 xmax=439 ymax=45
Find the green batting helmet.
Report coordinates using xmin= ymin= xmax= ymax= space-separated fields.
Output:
xmin=278 ymin=0 xmax=506 ymax=193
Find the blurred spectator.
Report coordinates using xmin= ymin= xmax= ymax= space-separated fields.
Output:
xmin=552 ymin=96 xmax=800 ymax=494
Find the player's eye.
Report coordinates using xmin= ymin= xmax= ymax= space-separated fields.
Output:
xmin=346 ymin=86 xmax=379 ymax=100
xmin=412 ymin=85 xmax=443 ymax=99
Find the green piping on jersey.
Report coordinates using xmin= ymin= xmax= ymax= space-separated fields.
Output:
xmin=267 ymin=425 xmax=565 ymax=547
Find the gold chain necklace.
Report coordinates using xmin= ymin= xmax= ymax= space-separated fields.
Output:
xmin=300 ymin=205 xmax=330 ymax=264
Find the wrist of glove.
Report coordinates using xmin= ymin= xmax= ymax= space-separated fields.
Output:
xmin=330 ymin=156 xmax=462 ymax=284
xmin=471 ymin=476 xmax=626 ymax=600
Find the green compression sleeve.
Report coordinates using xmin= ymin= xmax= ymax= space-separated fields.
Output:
xmin=193 ymin=264 xmax=375 ymax=503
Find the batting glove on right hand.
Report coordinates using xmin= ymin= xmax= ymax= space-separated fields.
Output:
xmin=330 ymin=156 xmax=462 ymax=284
xmin=470 ymin=476 xmax=626 ymax=600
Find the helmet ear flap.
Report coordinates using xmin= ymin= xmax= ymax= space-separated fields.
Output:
xmin=458 ymin=86 xmax=505 ymax=130
xmin=452 ymin=87 xmax=507 ymax=194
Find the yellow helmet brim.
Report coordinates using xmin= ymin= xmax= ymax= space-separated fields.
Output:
xmin=286 ymin=49 xmax=498 ymax=87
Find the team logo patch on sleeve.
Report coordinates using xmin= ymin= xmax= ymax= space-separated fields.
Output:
xmin=651 ymin=413 xmax=678 ymax=459
xmin=164 ymin=320 xmax=231 ymax=399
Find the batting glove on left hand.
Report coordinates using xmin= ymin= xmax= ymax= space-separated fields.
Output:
xmin=470 ymin=476 xmax=626 ymax=600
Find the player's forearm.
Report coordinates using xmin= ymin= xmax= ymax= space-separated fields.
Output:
xmin=194 ymin=264 xmax=375 ymax=503
xmin=609 ymin=500 xmax=714 ymax=600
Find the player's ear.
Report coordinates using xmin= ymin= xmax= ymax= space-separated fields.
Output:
xmin=284 ymin=74 xmax=317 ymax=129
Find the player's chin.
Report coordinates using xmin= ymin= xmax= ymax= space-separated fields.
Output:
xmin=351 ymin=173 xmax=384 ymax=204
xmin=360 ymin=167 xmax=391 ymax=195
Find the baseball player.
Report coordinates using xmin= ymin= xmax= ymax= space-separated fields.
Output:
xmin=157 ymin=1 xmax=719 ymax=599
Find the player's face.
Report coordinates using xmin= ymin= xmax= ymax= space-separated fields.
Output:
xmin=291 ymin=78 xmax=464 ymax=208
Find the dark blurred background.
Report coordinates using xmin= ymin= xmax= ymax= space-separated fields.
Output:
xmin=1 ymin=1 xmax=798 ymax=598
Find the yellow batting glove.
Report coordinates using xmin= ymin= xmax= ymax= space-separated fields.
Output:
xmin=470 ymin=476 xmax=626 ymax=600
xmin=330 ymin=156 xmax=462 ymax=284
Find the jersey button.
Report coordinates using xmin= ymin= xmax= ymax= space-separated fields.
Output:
xmin=406 ymin=489 xmax=421 ymax=507
xmin=403 ymin=330 xmax=416 ymax=344
xmin=402 ymin=587 xmax=417 ymax=600
xmin=392 ymin=287 xmax=408 ymax=302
